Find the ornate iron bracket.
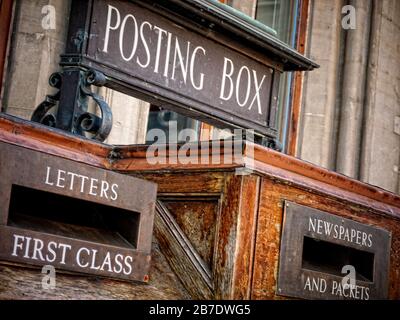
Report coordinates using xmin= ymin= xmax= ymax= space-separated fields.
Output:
xmin=31 ymin=69 xmax=113 ymax=142
xmin=31 ymin=73 xmax=62 ymax=128
xmin=77 ymin=70 xmax=113 ymax=141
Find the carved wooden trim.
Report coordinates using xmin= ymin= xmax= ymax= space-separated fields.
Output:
xmin=0 ymin=113 xmax=111 ymax=168
xmin=154 ymin=200 xmax=214 ymax=299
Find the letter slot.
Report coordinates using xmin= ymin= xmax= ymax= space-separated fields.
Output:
xmin=277 ymin=201 xmax=391 ymax=300
xmin=302 ymin=236 xmax=374 ymax=282
xmin=8 ymin=185 xmax=140 ymax=250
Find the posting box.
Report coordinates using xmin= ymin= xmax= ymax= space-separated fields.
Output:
xmin=277 ymin=201 xmax=391 ymax=300
xmin=0 ymin=141 xmax=157 ymax=282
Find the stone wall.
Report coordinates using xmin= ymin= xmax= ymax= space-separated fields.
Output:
xmin=299 ymin=0 xmax=400 ymax=193
xmin=1 ymin=0 xmax=70 ymax=119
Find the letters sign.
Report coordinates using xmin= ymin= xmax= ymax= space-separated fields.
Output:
xmin=0 ymin=141 xmax=157 ymax=282
xmin=62 ymin=0 xmax=283 ymax=138
xmin=277 ymin=201 xmax=391 ymax=300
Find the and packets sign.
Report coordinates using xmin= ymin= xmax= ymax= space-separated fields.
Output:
xmin=0 ymin=141 xmax=157 ymax=282
xmin=277 ymin=202 xmax=391 ymax=300
xmin=63 ymin=0 xmax=280 ymax=137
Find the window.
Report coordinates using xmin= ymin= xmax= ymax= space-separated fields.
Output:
xmin=256 ymin=0 xmax=298 ymax=46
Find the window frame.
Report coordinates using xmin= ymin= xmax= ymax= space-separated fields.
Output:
xmin=286 ymin=0 xmax=310 ymax=156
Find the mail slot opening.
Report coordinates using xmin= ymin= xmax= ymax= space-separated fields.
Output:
xmin=7 ymin=185 xmax=140 ymax=249
xmin=302 ymin=236 xmax=374 ymax=282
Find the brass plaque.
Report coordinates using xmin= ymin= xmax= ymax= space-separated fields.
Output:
xmin=0 ymin=141 xmax=157 ymax=282
xmin=277 ymin=201 xmax=391 ymax=300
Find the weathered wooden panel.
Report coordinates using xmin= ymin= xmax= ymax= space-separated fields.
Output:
xmin=133 ymin=172 xmax=227 ymax=194
xmin=0 ymin=114 xmax=111 ymax=169
xmin=249 ymin=143 xmax=400 ymax=217
xmin=231 ymin=175 xmax=260 ymax=300
xmin=212 ymin=174 xmax=242 ymax=299
xmin=0 ymin=240 xmax=190 ymax=300
xmin=164 ymin=200 xmax=218 ymax=267
xmin=154 ymin=201 xmax=213 ymax=299
xmin=251 ymin=177 xmax=400 ymax=300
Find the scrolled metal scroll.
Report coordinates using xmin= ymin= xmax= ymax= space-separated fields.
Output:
xmin=31 ymin=69 xmax=113 ymax=142
xmin=77 ymin=70 xmax=113 ymax=142
xmin=31 ymin=72 xmax=62 ymax=126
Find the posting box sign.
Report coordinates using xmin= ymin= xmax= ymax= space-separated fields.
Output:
xmin=277 ymin=202 xmax=391 ymax=300
xmin=0 ymin=141 xmax=157 ymax=282
xmin=61 ymin=0 xmax=281 ymax=138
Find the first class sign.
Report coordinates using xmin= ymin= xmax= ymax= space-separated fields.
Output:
xmin=0 ymin=142 xmax=157 ymax=282
xmin=65 ymin=0 xmax=280 ymax=137
xmin=5 ymin=228 xmax=144 ymax=278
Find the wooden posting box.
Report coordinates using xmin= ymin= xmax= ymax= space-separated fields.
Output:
xmin=0 ymin=141 xmax=157 ymax=282
xmin=1 ymin=115 xmax=400 ymax=300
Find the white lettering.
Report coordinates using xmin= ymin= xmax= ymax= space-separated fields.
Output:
xmin=119 ymin=14 xmax=139 ymax=61
xmin=111 ymin=184 xmax=119 ymax=201
xmin=153 ymin=26 xmax=167 ymax=73
xmin=56 ymin=170 xmax=66 ymax=188
xmin=236 ymin=66 xmax=251 ymax=107
xmin=190 ymin=46 xmax=206 ymax=90
xmin=137 ymin=21 xmax=152 ymax=68
xmin=103 ymin=5 xmax=121 ymax=53
xmin=172 ymin=37 xmax=190 ymax=84
xmin=45 ymin=166 xmax=54 ymax=186
xmin=76 ymin=247 xmax=90 ymax=268
xmin=46 ymin=241 xmax=57 ymax=263
xmin=123 ymin=256 xmax=133 ymax=275
xmin=100 ymin=252 xmax=113 ymax=272
xmin=58 ymin=243 xmax=72 ymax=265
xmin=89 ymin=178 xmax=98 ymax=196
xmin=90 ymin=249 xmax=101 ymax=270
xmin=248 ymin=71 xmax=266 ymax=115
xmin=220 ymin=57 xmax=234 ymax=101
xmin=12 ymin=235 xmax=25 ymax=257
xmin=32 ymin=238 xmax=45 ymax=261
